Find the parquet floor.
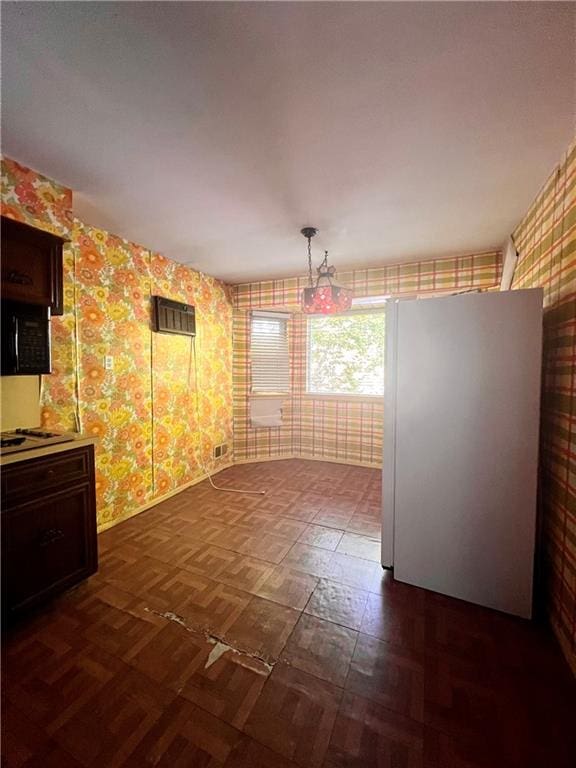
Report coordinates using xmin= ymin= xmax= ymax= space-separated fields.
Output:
xmin=3 ymin=459 xmax=576 ymax=767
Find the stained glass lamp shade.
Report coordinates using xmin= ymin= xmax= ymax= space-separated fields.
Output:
xmin=300 ymin=227 xmax=353 ymax=314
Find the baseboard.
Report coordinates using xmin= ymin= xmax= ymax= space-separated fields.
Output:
xmin=233 ymin=454 xmax=295 ymax=465
xmin=234 ymin=452 xmax=382 ymax=470
xmin=298 ymin=452 xmax=382 ymax=469
xmin=97 ymin=461 xmax=234 ymax=533
xmin=98 ymin=453 xmax=380 ymax=534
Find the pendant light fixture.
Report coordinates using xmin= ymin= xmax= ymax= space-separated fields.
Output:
xmin=300 ymin=227 xmax=353 ymax=314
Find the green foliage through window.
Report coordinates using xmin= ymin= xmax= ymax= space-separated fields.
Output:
xmin=306 ymin=312 xmax=385 ymax=396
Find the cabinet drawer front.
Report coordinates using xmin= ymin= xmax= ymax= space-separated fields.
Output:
xmin=2 ymin=484 xmax=97 ymax=613
xmin=2 ymin=447 xmax=91 ymax=501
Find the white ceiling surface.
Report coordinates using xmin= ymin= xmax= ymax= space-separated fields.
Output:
xmin=2 ymin=2 xmax=575 ymax=283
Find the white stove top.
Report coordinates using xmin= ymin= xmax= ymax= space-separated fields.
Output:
xmin=0 ymin=428 xmax=76 ymax=454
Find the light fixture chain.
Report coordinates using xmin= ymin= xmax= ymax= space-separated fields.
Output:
xmin=300 ymin=225 xmax=353 ymax=314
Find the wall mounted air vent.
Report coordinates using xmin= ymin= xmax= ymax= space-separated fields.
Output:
xmin=152 ymin=296 xmax=196 ymax=337
xmin=213 ymin=443 xmax=228 ymax=459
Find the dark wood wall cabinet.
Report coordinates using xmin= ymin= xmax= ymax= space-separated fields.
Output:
xmin=1 ymin=216 xmax=65 ymax=316
xmin=1 ymin=445 xmax=98 ymax=620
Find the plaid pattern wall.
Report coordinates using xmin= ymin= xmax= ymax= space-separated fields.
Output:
xmin=234 ymin=251 xmax=502 ymax=310
xmin=512 ymin=139 xmax=576 ymax=674
xmin=233 ymin=251 xmax=502 ymax=467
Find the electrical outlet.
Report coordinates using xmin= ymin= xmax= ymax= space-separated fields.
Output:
xmin=104 ymin=356 xmax=114 ymax=370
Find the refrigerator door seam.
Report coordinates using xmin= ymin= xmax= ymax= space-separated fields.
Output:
xmin=381 ymin=300 xmax=398 ymax=568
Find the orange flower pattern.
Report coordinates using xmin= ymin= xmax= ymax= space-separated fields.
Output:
xmin=2 ymin=158 xmax=233 ymax=529
xmin=1 ymin=157 xmax=73 ymax=238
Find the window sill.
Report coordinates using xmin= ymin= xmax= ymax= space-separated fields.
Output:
xmin=303 ymin=393 xmax=384 ymax=403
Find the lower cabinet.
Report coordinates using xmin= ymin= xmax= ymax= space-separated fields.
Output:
xmin=1 ymin=445 xmax=98 ymax=619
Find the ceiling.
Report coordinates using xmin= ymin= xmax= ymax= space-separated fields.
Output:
xmin=2 ymin=2 xmax=575 ymax=283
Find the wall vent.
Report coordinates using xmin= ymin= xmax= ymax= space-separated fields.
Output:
xmin=214 ymin=443 xmax=228 ymax=459
xmin=152 ymin=296 xmax=196 ymax=337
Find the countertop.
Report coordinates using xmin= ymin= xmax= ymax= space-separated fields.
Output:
xmin=0 ymin=435 xmax=98 ymax=466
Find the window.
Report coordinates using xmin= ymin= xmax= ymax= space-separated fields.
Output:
xmin=306 ymin=309 xmax=385 ymax=396
xmin=250 ymin=311 xmax=290 ymax=393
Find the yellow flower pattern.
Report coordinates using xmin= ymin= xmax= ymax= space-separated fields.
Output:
xmin=2 ymin=157 xmax=233 ymax=529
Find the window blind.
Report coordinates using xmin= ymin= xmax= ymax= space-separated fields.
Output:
xmin=250 ymin=311 xmax=290 ymax=393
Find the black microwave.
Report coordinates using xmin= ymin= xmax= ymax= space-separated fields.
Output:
xmin=1 ymin=301 xmax=51 ymax=375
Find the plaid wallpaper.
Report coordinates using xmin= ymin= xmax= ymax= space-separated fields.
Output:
xmin=234 ymin=251 xmax=502 ymax=310
xmin=511 ymin=139 xmax=576 ymax=674
xmin=233 ymin=251 xmax=502 ymax=467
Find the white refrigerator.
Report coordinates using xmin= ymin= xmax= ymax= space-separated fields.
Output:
xmin=382 ymin=289 xmax=543 ymax=619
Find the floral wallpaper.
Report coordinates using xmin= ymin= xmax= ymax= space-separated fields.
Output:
xmin=1 ymin=157 xmax=234 ymax=529
xmin=3 ymin=144 xmax=574 ymax=678
xmin=1 ymin=157 xmax=73 ymax=239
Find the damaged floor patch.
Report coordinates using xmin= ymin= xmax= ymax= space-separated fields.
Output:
xmin=148 ymin=610 xmax=190 ymax=629
xmin=145 ymin=607 xmax=275 ymax=675
xmin=205 ymin=641 xmax=231 ymax=669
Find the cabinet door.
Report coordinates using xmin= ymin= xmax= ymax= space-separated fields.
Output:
xmin=1 ymin=216 xmax=64 ymax=315
xmin=2 ymin=483 xmax=98 ymax=615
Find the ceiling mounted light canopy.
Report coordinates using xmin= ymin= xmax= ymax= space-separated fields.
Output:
xmin=300 ymin=227 xmax=353 ymax=314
